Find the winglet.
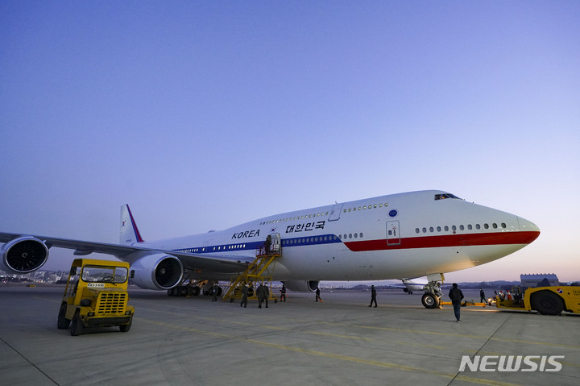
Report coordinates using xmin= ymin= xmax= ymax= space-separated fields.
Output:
xmin=120 ymin=205 xmax=145 ymax=244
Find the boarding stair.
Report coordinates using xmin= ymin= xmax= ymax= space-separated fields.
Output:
xmin=222 ymin=234 xmax=281 ymax=303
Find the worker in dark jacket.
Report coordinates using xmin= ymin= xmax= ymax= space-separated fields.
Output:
xmin=280 ymin=284 xmax=286 ymax=302
xmin=479 ymin=288 xmax=486 ymax=304
xmin=369 ymin=285 xmax=377 ymax=308
xmin=449 ymin=283 xmax=464 ymax=322
xmin=263 ymin=284 xmax=269 ymax=308
xmin=240 ymin=284 xmax=248 ymax=308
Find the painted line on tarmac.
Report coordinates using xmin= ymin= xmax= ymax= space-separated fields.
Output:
xmin=137 ymin=317 xmax=523 ymax=386
xmin=346 ymin=324 xmax=580 ymax=350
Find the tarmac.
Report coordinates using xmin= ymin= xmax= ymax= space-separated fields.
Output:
xmin=0 ymin=284 xmax=578 ymax=386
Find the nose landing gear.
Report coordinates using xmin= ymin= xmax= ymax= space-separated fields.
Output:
xmin=421 ymin=273 xmax=444 ymax=309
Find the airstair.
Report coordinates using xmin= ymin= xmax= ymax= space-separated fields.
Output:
xmin=222 ymin=234 xmax=281 ymax=303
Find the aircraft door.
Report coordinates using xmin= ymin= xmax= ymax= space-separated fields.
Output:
xmin=270 ymin=233 xmax=282 ymax=253
xmin=386 ymin=221 xmax=400 ymax=245
xmin=328 ymin=203 xmax=343 ymax=221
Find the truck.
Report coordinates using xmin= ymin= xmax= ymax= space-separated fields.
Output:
xmin=57 ymin=258 xmax=135 ymax=336
xmin=495 ymin=285 xmax=580 ymax=315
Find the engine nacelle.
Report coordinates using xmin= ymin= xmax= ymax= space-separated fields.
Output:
xmin=129 ymin=254 xmax=184 ymax=290
xmin=1 ymin=236 xmax=49 ymax=274
xmin=282 ymin=280 xmax=319 ymax=292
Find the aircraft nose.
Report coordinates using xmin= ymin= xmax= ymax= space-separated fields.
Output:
xmin=517 ymin=216 xmax=540 ymax=244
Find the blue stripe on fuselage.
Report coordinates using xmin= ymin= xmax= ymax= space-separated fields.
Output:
xmin=173 ymin=234 xmax=342 ymax=254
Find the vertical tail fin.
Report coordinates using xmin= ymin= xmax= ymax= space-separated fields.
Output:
xmin=120 ymin=205 xmax=144 ymax=245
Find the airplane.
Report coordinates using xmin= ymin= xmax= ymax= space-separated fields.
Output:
xmin=0 ymin=190 xmax=540 ymax=308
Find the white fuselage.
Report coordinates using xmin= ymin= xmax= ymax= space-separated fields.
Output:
xmin=138 ymin=190 xmax=540 ymax=282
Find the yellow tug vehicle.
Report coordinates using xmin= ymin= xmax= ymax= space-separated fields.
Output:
xmin=57 ymin=258 xmax=134 ymax=336
xmin=495 ymin=285 xmax=580 ymax=315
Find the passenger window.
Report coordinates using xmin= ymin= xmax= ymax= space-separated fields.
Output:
xmin=484 ymin=224 xmax=489 ymax=229
xmin=502 ymin=223 xmax=507 ymax=228
xmin=493 ymin=223 xmax=498 ymax=229
xmin=437 ymin=226 xmax=441 ymax=232
xmin=444 ymin=226 xmax=449 ymax=231
xmin=429 ymin=227 xmax=434 ymax=232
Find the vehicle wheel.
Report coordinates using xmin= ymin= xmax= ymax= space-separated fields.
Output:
xmin=70 ymin=311 xmax=83 ymax=336
xmin=532 ymin=291 xmax=563 ymax=315
xmin=192 ymin=286 xmax=200 ymax=296
xmin=119 ymin=318 xmax=132 ymax=332
xmin=57 ymin=303 xmax=70 ymax=329
xmin=421 ymin=293 xmax=440 ymax=309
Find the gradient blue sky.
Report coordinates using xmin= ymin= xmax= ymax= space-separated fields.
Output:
xmin=1 ymin=1 xmax=578 ymax=282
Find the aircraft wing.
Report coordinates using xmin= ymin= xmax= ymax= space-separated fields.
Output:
xmin=0 ymin=232 xmax=251 ymax=272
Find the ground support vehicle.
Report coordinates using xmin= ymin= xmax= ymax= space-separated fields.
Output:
xmin=57 ymin=258 xmax=135 ymax=336
xmin=495 ymin=286 xmax=580 ymax=315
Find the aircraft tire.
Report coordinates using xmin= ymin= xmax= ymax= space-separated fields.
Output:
xmin=421 ymin=293 xmax=439 ymax=309
xmin=531 ymin=291 xmax=563 ymax=315
xmin=192 ymin=286 xmax=200 ymax=296
xmin=71 ymin=311 xmax=83 ymax=336
xmin=57 ymin=303 xmax=70 ymax=329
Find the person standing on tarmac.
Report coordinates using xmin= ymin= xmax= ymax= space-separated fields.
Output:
xmin=280 ymin=284 xmax=286 ymax=302
xmin=257 ymin=283 xmax=264 ymax=308
xmin=211 ymin=284 xmax=220 ymax=302
xmin=315 ymin=287 xmax=322 ymax=302
xmin=263 ymin=284 xmax=269 ymax=308
xmin=479 ymin=288 xmax=486 ymax=304
xmin=240 ymin=284 xmax=248 ymax=308
xmin=369 ymin=285 xmax=377 ymax=308
xmin=449 ymin=283 xmax=464 ymax=322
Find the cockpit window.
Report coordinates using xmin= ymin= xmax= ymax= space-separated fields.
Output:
xmin=434 ymin=193 xmax=461 ymax=200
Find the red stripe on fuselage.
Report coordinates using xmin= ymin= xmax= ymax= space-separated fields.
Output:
xmin=343 ymin=231 xmax=540 ymax=252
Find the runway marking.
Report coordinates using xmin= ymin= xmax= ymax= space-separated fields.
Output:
xmin=345 ymin=324 xmax=580 ymax=350
xmin=308 ymin=331 xmax=449 ymax=350
xmin=137 ymin=317 xmax=523 ymax=386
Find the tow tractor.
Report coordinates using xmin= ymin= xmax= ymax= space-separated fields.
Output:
xmin=495 ymin=285 xmax=580 ymax=315
xmin=57 ymin=258 xmax=135 ymax=336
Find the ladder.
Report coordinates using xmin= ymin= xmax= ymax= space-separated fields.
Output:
xmin=222 ymin=246 xmax=281 ymax=302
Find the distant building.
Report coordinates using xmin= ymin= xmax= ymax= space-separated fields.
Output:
xmin=520 ymin=273 xmax=559 ymax=288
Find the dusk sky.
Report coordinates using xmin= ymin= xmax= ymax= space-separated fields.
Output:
xmin=1 ymin=1 xmax=578 ymax=283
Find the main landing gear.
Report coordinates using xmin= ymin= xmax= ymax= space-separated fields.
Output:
xmin=421 ymin=273 xmax=445 ymax=309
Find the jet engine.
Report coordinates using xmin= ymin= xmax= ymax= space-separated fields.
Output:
xmin=129 ymin=254 xmax=184 ymax=290
xmin=282 ymin=280 xmax=319 ymax=292
xmin=1 ymin=236 xmax=49 ymax=274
